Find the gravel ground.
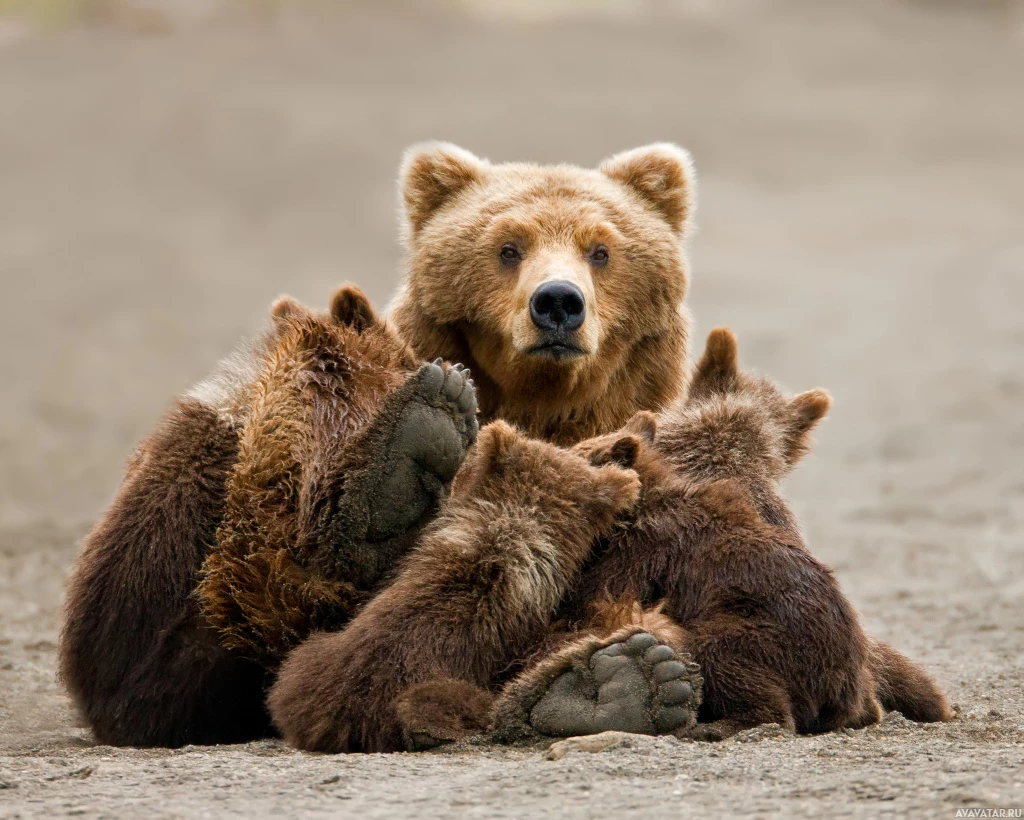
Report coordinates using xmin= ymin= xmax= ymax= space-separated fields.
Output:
xmin=1 ymin=1 xmax=1022 ymax=817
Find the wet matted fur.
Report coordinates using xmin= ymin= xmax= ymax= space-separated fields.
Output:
xmin=59 ymin=285 xmax=477 ymax=746
xmin=59 ymin=369 xmax=272 ymax=747
xmin=198 ymin=287 xmax=478 ymax=666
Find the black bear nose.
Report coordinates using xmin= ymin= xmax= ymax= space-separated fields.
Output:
xmin=529 ymin=280 xmax=586 ymax=332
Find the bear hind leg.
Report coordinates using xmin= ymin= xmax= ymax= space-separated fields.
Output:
xmin=870 ymin=639 xmax=952 ymax=723
xmin=531 ymin=632 xmax=702 ymax=738
xmin=363 ymin=359 xmax=479 ymax=542
xmin=684 ymin=676 xmax=797 ymax=741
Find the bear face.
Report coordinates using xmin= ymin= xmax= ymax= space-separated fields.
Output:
xmin=658 ymin=328 xmax=832 ymax=486
xmin=390 ymin=143 xmax=696 ymax=444
xmin=262 ymin=287 xmax=421 ymax=440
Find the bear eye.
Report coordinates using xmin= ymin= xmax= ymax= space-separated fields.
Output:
xmin=590 ymin=245 xmax=610 ymax=267
xmin=499 ymin=243 xmax=522 ymax=265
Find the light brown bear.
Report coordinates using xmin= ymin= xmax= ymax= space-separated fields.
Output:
xmin=203 ymin=137 xmax=698 ymax=669
xmin=59 ymin=285 xmax=478 ymax=747
xmin=262 ymin=143 xmax=708 ymax=752
xmin=390 ymin=142 xmax=695 ymax=445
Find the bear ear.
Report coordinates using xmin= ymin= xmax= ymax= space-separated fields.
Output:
xmin=582 ymin=434 xmax=643 ymax=469
xmin=400 ymin=142 xmax=488 ymax=236
xmin=270 ymin=295 xmax=312 ymax=333
xmin=329 ymin=284 xmax=379 ymax=333
xmin=689 ymin=327 xmax=739 ymax=401
xmin=599 ymin=143 xmax=696 ymax=233
xmin=606 ymin=436 xmax=643 ymax=469
xmin=782 ymin=389 xmax=832 ymax=466
xmin=623 ymin=411 xmax=658 ymax=444
xmin=449 ymin=420 xmax=520 ymax=499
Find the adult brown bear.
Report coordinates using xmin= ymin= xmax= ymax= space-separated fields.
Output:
xmin=63 ymin=143 xmax=706 ymax=748
xmin=264 ymin=143 xmax=709 ymax=751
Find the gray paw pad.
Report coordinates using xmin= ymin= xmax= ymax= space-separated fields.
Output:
xmin=418 ymin=361 xmax=445 ymax=396
xmin=529 ymin=631 xmax=703 ymax=738
xmin=366 ymin=360 xmax=479 ymax=540
xmin=395 ymin=360 xmax=479 ymax=478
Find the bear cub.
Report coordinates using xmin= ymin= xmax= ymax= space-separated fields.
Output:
xmin=59 ymin=284 xmax=478 ymax=747
xmin=267 ymin=420 xmax=647 ymax=753
xmin=508 ymin=328 xmax=952 ymax=740
xmin=198 ymin=289 xmax=479 ymax=666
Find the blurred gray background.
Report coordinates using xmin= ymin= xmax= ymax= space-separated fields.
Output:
xmin=1 ymin=1 xmax=1022 ymax=816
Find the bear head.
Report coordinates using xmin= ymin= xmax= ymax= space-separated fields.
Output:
xmin=257 ymin=284 xmax=422 ymax=456
xmin=390 ymin=143 xmax=695 ymax=444
xmin=576 ymin=329 xmax=831 ymax=491
xmin=450 ymin=420 xmax=641 ymax=535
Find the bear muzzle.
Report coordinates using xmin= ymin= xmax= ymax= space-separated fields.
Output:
xmin=527 ymin=280 xmax=587 ymax=361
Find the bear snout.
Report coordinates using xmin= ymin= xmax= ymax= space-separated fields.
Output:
xmin=529 ymin=280 xmax=586 ymax=334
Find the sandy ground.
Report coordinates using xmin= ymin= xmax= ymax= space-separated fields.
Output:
xmin=1 ymin=0 xmax=1022 ymax=817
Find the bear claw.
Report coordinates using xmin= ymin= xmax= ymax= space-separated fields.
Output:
xmin=528 ymin=631 xmax=703 ymax=739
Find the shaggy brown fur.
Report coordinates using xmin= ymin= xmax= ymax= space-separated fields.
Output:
xmin=58 ymin=393 xmax=273 ymax=747
xmin=495 ymin=329 xmax=951 ymax=741
xmin=266 ymin=421 xmax=642 ymax=753
xmin=59 ymin=285 xmax=477 ymax=746
xmin=394 ymin=679 xmax=497 ymax=750
xmin=197 ymin=290 xmax=406 ymax=663
xmin=389 ymin=142 xmax=695 ymax=445
xmin=869 ymin=637 xmax=953 ymax=723
xmin=198 ymin=287 xmax=479 ymax=666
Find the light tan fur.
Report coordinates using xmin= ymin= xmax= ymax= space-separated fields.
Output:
xmin=389 ymin=142 xmax=696 ymax=444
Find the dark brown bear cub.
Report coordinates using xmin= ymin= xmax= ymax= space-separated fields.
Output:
xmin=59 ymin=285 xmax=478 ymax=747
xmin=266 ymin=421 xmax=646 ymax=753
xmin=501 ymin=329 xmax=952 ymax=740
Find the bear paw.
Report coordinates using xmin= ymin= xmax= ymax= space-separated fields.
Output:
xmin=395 ymin=678 xmax=495 ymax=752
xmin=366 ymin=360 xmax=478 ymax=541
xmin=529 ymin=632 xmax=702 ymax=738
